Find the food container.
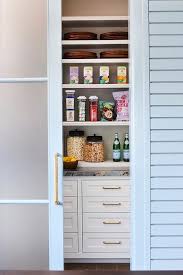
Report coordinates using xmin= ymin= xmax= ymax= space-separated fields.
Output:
xmin=84 ymin=66 xmax=93 ymax=84
xmin=70 ymin=66 xmax=79 ymax=84
xmin=77 ymin=96 xmax=87 ymax=122
xmin=84 ymin=134 xmax=104 ymax=163
xmin=65 ymin=90 xmax=75 ymax=122
xmin=89 ymin=96 xmax=98 ymax=122
xmin=67 ymin=130 xmax=86 ymax=161
xmin=99 ymin=66 xmax=109 ymax=84
xmin=117 ymin=66 xmax=127 ymax=83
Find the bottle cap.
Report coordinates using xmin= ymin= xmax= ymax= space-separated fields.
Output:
xmin=77 ymin=96 xmax=87 ymax=100
xmin=89 ymin=96 xmax=98 ymax=100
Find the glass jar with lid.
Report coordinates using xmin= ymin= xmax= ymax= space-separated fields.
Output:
xmin=67 ymin=130 xmax=86 ymax=161
xmin=84 ymin=134 xmax=104 ymax=162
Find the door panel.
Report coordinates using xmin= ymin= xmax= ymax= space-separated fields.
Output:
xmin=0 ymin=0 xmax=47 ymax=78
xmin=0 ymin=83 xmax=48 ymax=199
xmin=0 ymin=204 xmax=49 ymax=270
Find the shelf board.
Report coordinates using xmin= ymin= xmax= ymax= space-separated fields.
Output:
xmin=62 ymin=16 xmax=129 ymax=28
xmin=63 ymin=84 xmax=129 ymax=89
xmin=63 ymin=121 xmax=129 ymax=127
xmin=62 ymin=40 xmax=130 ymax=49
xmin=62 ymin=58 xmax=130 ymax=64
xmin=78 ymin=160 xmax=130 ymax=169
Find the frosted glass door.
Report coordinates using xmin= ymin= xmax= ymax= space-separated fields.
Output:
xmin=0 ymin=0 xmax=47 ymax=77
xmin=0 ymin=0 xmax=63 ymax=270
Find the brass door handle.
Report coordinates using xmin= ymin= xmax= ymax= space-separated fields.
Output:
xmin=103 ymin=220 xmax=121 ymax=225
xmin=54 ymin=153 xmax=63 ymax=206
xmin=103 ymin=202 xmax=121 ymax=206
xmin=103 ymin=241 xmax=121 ymax=245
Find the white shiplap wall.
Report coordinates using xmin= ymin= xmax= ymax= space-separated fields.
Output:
xmin=149 ymin=0 xmax=183 ymax=270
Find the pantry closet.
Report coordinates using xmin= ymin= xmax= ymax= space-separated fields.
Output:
xmin=62 ymin=0 xmax=130 ymax=266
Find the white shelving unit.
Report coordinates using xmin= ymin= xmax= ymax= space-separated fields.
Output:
xmin=62 ymin=15 xmax=130 ymax=170
xmin=62 ymin=3 xmax=130 ymax=263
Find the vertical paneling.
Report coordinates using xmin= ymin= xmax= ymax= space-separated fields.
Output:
xmin=149 ymin=0 xmax=183 ymax=270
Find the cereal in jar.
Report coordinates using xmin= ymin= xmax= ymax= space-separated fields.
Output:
xmin=67 ymin=130 xmax=86 ymax=161
xmin=84 ymin=134 xmax=104 ymax=163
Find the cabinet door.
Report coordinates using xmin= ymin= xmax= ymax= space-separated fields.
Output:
xmin=0 ymin=0 xmax=63 ymax=270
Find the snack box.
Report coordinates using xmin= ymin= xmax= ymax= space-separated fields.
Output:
xmin=70 ymin=66 xmax=79 ymax=84
xmin=84 ymin=66 xmax=93 ymax=84
xmin=117 ymin=66 xmax=127 ymax=83
xmin=99 ymin=66 xmax=109 ymax=84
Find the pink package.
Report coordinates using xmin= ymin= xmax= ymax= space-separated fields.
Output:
xmin=113 ymin=91 xmax=129 ymax=121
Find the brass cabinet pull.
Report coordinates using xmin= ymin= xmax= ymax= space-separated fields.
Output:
xmin=102 ymin=186 xmax=121 ymax=190
xmin=103 ymin=241 xmax=121 ymax=245
xmin=54 ymin=153 xmax=63 ymax=206
xmin=103 ymin=220 xmax=121 ymax=225
xmin=103 ymin=202 xmax=121 ymax=206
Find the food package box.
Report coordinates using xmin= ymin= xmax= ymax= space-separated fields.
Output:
xmin=70 ymin=66 xmax=79 ymax=84
xmin=117 ymin=66 xmax=127 ymax=83
xmin=66 ymin=110 xmax=75 ymax=122
xmin=99 ymin=66 xmax=109 ymax=84
xmin=84 ymin=66 xmax=93 ymax=84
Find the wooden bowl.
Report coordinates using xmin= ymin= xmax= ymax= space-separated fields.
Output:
xmin=64 ymin=160 xmax=78 ymax=170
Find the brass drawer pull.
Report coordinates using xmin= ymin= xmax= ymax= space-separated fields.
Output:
xmin=103 ymin=220 xmax=121 ymax=225
xmin=103 ymin=241 xmax=121 ymax=245
xmin=102 ymin=186 xmax=121 ymax=190
xmin=103 ymin=202 xmax=121 ymax=206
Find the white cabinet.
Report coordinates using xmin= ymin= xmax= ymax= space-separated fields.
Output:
xmin=64 ymin=176 xmax=130 ymax=261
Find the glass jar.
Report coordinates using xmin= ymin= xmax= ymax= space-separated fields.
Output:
xmin=77 ymin=96 xmax=86 ymax=122
xmin=67 ymin=130 xmax=86 ymax=161
xmin=84 ymin=134 xmax=104 ymax=162
xmin=89 ymin=96 xmax=98 ymax=122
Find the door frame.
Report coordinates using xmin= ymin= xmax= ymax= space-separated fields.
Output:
xmin=130 ymin=0 xmax=151 ymax=270
xmin=48 ymin=0 xmax=64 ymax=270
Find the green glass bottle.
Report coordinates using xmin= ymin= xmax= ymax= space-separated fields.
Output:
xmin=113 ymin=133 xmax=121 ymax=162
xmin=123 ymin=133 xmax=130 ymax=162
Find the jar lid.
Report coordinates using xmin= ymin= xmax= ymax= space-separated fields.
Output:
xmin=77 ymin=96 xmax=87 ymax=100
xmin=87 ymin=134 xmax=103 ymax=142
xmin=69 ymin=129 xmax=84 ymax=137
xmin=65 ymin=90 xmax=75 ymax=94
xmin=89 ymin=96 xmax=98 ymax=100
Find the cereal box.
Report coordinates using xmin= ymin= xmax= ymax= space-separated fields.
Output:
xmin=84 ymin=66 xmax=93 ymax=84
xmin=70 ymin=66 xmax=79 ymax=84
xmin=100 ymin=66 xmax=109 ymax=84
xmin=117 ymin=66 xmax=127 ymax=83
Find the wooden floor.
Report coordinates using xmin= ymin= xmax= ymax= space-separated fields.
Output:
xmin=65 ymin=263 xmax=130 ymax=271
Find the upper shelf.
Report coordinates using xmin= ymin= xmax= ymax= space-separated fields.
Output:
xmin=62 ymin=58 xmax=130 ymax=64
xmin=63 ymin=84 xmax=130 ymax=89
xmin=62 ymin=16 xmax=129 ymax=28
xmin=62 ymin=40 xmax=129 ymax=49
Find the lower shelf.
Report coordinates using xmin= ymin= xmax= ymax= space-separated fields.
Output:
xmin=78 ymin=160 xmax=130 ymax=169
